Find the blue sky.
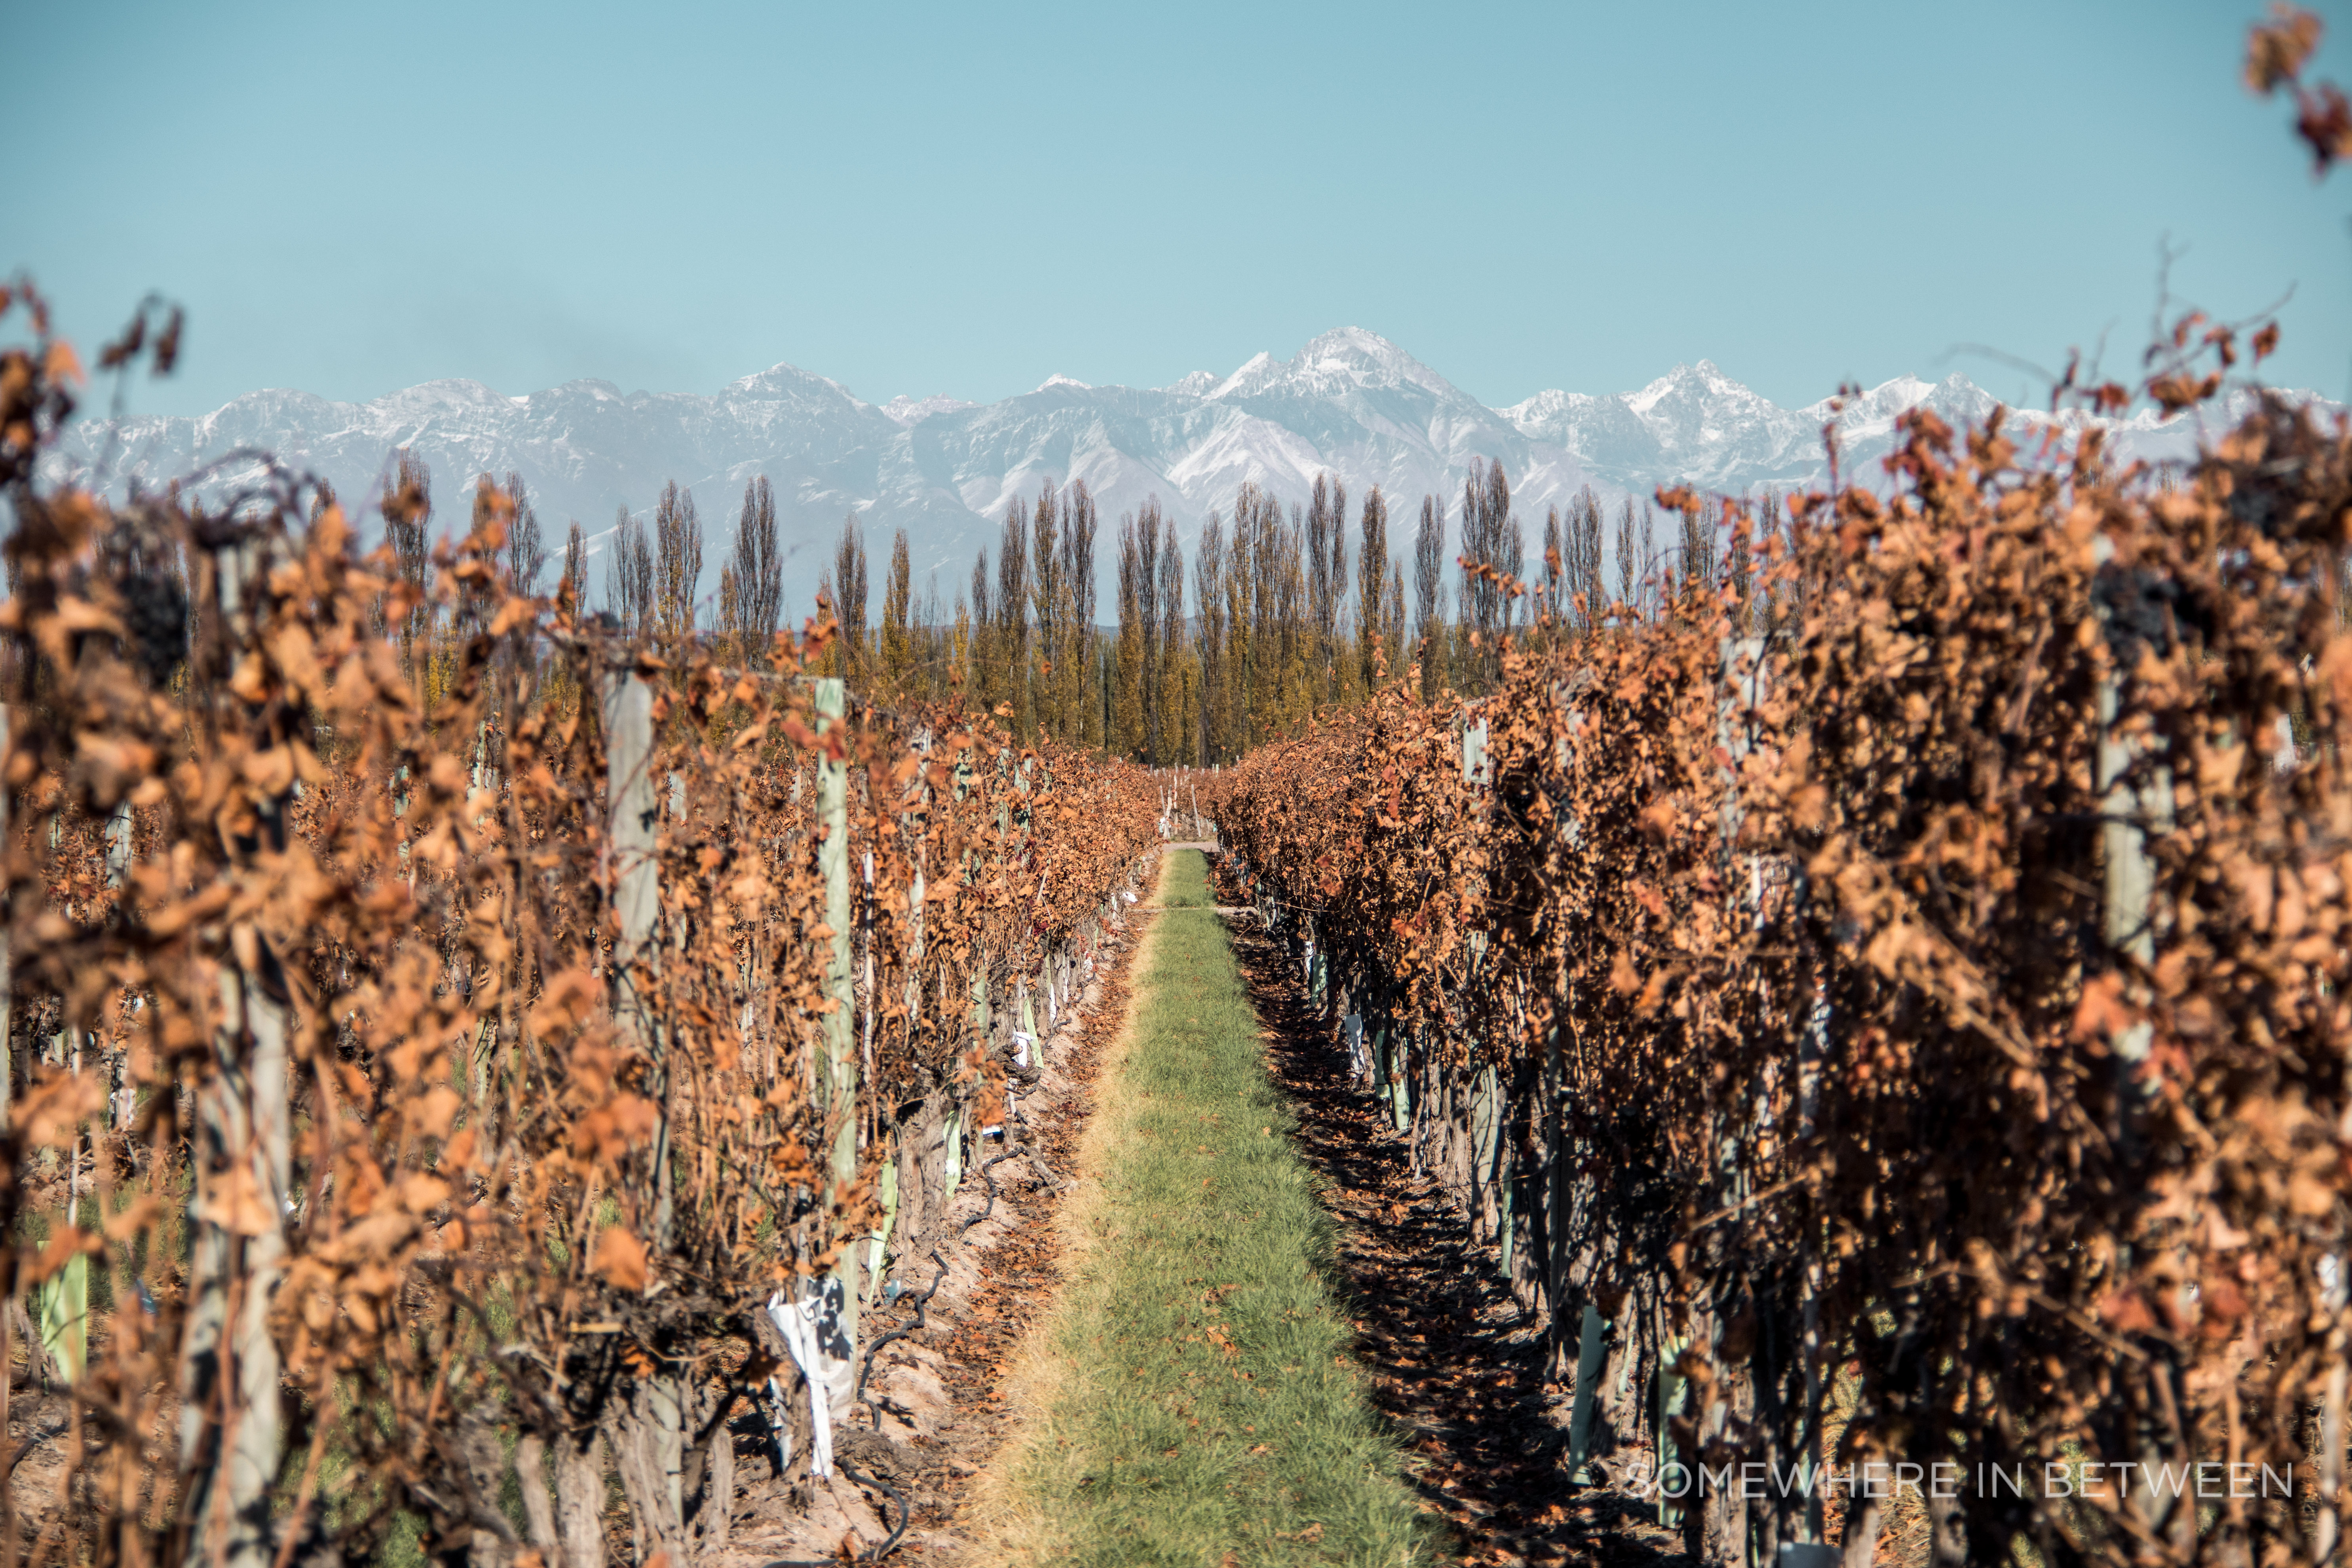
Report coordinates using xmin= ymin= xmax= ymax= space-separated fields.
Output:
xmin=11 ymin=0 xmax=2350 ymax=417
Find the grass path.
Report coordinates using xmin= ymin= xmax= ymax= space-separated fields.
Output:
xmin=963 ymin=850 xmax=1436 ymax=1567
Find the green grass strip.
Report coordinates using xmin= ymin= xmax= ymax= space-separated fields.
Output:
xmin=996 ymin=849 xmax=1437 ymax=1566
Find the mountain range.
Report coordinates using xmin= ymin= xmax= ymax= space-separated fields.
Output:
xmin=53 ymin=327 xmax=2277 ymax=615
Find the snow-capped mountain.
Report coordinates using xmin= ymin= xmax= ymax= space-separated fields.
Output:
xmin=53 ymin=327 xmax=2280 ymax=616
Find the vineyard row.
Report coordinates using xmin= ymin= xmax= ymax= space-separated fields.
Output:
xmin=0 ymin=289 xmax=1177 ymax=1568
xmin=1210 ymin=379 xmax=2351 ymax=1568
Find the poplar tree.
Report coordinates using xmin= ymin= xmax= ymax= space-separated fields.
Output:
xmin=1195 ymin=513 xmax=1227 ymax=762
xmin=1113 ymin=518 xmax=1143 ymax=753
xmin=1227 ymin=484 xmax=1298 ymax=747
xmin=834 ymin=516 xmax=869 ymax=682
xmin=1155 ymin=521 xmax=1186 ymax=762
xmin=718 ymin=565 xmax=741 ymax=664
xmin=1678 ymin=496 xmax=1717 ymax=610
xmin=1272 ymin=500 xmax=1307 ymax=734
xmin=1030 ymin=483 xmax=1063 ymax=738
xmin=1384 ymin=562 xmax=1406 ymax=679
xmin=1566 ymin=485 xmax=1605 ymax=638
xmin=882 ymin=529 xmax=914 ymax=699
xmin=1249 ymin=492 xmax=1307 ymax=741
xmin=384 ymin=447 xmax=433 ymax=682
xmin=1757 ymin=487 xmax=1801 ymax=635
xmin=1132 ymin=501 xmax=1163 ymax=761
xmin=560 ymin=521 xmax=587 ymax=610
xmin=1306 ymin=473 xmax=1347 ymax=706
xmin=968 ymin=547 xmax=993 ymax=713
xmin=607 ymin=506 xmax=652 ymax=639
xmin=506 ymin=471 xmax=545 ymax=597
xmin=1614 ymin=498 xmax=1643 ymax=618
xmin=1413 ymin=493 xmax=1445 ymax=701
xmin=1542 ymin=505 xmax=1565 ymax=640
xmin=995 ymin=504 xmax=1030 ymax=732
xmin=460 ymin=474 xmax=505 ymax=643
xmin=1061 ymin=481 xmax=1098 ymax=747
xmin=1356 ymin=486 xmax=1389 ymax=693
xmin=1456 ymin=458 xmax=1517 ymax=692
xmin=649 ymin=481 xmax=703 ymax=651
xmin=727 ymin=477 xmax=783 ymax=661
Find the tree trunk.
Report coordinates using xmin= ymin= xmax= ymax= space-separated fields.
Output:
xmin=459 ymin=1411 xmax=519 ymax=1568
xmin=690 ymin=1381 xmax=735 ymax=1555
xmin=552 ymin=1429 xmax=608 ymax=1568
xmin=515 ymin=1435 xmax=561 ymax=1565
xmin=608 ymin=1372 xmax=688 ymax=1564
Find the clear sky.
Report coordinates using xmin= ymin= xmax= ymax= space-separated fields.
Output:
xmin=11 ymin=1 xmax=2351 ymax=419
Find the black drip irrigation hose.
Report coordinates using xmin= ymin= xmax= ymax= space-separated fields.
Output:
xmin=767 ymin=880 xmax=1144 ymax=1565
xmin=751 ymin=1452 xmax=910 ymax=1567
xmin=764 ymin=1141 xmax=1021 ymax=1567
xmin=856 ymin=1140 xmax=1019 ymax=1416
xmin=856 ymin=1245 xmax=948 ymax=1420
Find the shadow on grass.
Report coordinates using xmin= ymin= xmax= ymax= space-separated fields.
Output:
xmin=1215 ymin=852 xmax=1689 ymax=1568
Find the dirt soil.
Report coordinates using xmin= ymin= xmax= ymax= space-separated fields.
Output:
xmin=712 ymin=878 xmax=1155 ymax=1564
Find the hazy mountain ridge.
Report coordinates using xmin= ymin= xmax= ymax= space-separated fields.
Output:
xmin=55 ymin=326 xmax=2280 ymax=613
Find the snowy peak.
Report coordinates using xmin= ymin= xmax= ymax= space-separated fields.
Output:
xmin=883 ymin=393 xmax=977 ymax=426
xmin=723 ymin=362 xmax=873 ymax=411
xmin=1803 ymin=372 xmax=1997 ymax=441
xmin=1205 ymin=327 xmax=1465 ymax=407
xmin=1626 ymin=361 xmax=1783 ymax=427
xmin=68 ymin=328 xmax=2300 ymax=622
xmin=1210 ymin=352 xmax=1277 ymax=400
xmin=1628 ymin=360 xmax=1733 ymax=416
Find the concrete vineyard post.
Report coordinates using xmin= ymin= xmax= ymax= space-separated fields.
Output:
xmin=179 ymin=530 xmax=294 ymax=1568
xmin=1567 ymin=1302 xmax=1610 ymax=1482
xmin=104 ymin=801 xmax=133 ymax=1126
xmin=1708 ymin=635 xmax=1765 ymax=1567
xmin=817 ymin=677 xmax=858 ymax=1343
xmin=2096 ymin=677 xmax=2166 ymax=1070
xmin=602 ymin=660 xmax=660 ymax=1015
xmin=2095 ymin=571 xmax=2187 ymax=1555
xmin=598 ymin=655 xmax=689 ymax=1549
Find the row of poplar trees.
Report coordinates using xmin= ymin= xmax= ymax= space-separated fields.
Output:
xmin=820 ymin=461 xmax=1713 ymax=766
xmin=375 ymin=446 xmax=1753 ymax=766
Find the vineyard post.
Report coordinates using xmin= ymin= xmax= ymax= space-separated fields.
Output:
xmin=601 ymin=652 xmax=661 ymax=1209
xmin=1706 ymin=635 xmax=1765 ymax=1566
xmin=817 ymin=677 xmax=858 ymax=1343
xmin=1556 ymin=685 xmax=1612 ymax=1479
xmin=2096 ymin=666 xmax=2166 ymax=1074
xmin=1794 ymin=988 xmax=1832 ymax=1561
xmin=2095 ymin=596 xmax=2183 ymax=1553
xmin=598 ymin=652 xmax=690 ymax=1539
xmin=104 ymin=804 xmax=131 ymax=1128
xmin=861 ymin=848 xmax=876 ymax=1104
xmin=944 ymin=747 xmax=972 ymax=1194
xmin=2322 ymin=1247 xmax=2351 ymax=1567
xmin=1567 ymin=1297 xmax=1609 ymax=1482
xmin=861 ymin=843 xmax=892 ymax=1307
xmin=180 ymin=528 xmax=293 ymax=1568
xmin=901 ymin=729 xmax=929 ymax=1249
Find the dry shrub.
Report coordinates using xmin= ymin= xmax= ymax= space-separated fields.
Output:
xmin=1211 ymin=310 xmax=2352 ymax=1565
xmin=0 ymin=279 xmax=1163 ymax=1566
